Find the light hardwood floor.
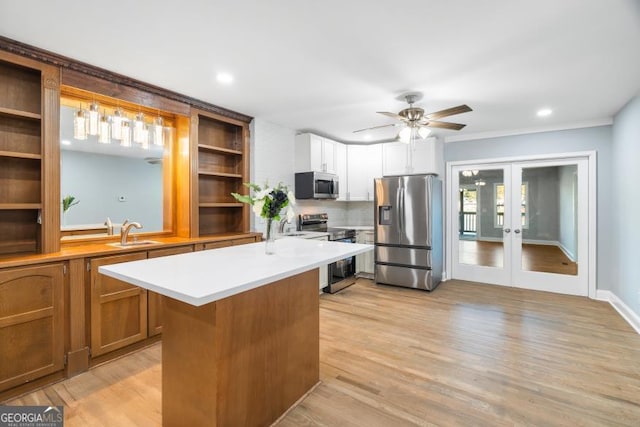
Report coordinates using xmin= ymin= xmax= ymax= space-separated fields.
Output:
xmin=7 ymin=279 xmax=640 ymax=426
xmin=459 ymin=240 xmax=578 ymax=275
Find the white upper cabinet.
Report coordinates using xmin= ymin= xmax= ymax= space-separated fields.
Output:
xmin=335 ymin=142 xmax=348 ymax=201
xmin=295 ymin=133 xmax=337 ymax=174
xmin=382 ymin=137 xmax=442 ymax=176
xmin=347 ymin=144 xmax=383 ymax=201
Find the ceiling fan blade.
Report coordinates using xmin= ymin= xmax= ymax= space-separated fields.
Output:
xmin=353 ymin=123 xmax=399 ymax=133
xmin=377 ymin=111 xmax=406 ymax=121
xmin=425 ymin=104 xmax=472 ymax=120
xmin=423 ymin=120 xmax=466 ymax=131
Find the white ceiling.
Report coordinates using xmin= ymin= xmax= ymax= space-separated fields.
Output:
xmin=1 ymin=1 xmax=639 ymax=143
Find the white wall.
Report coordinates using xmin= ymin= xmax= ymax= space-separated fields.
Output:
xmin=251 ymin=119 xmax=372 ymax=232
xmin=61 ymin=150 xmax=163 ymax=231
xmin=445 ymin=125 xmax=613 ymax=291
xmin=611 ymin=94 xmax=640 ymax=317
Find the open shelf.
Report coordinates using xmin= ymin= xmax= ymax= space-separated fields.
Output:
xmin=0 ymin=210 xmax=39 ymax=257
xmin=0 ymin=150 xmax=42 ymax=160
xmin=198 ymin=149 xmax=244 ymax=176
xmin=0 ymin=157 xmax=42 ymax=205
xmin=0 ymin=60 xmax=41 ymax=116
xmin=199 ymin=203 xmax=244 ymax=208
xmin=198 ymin=144 xmax=242 ymax=156
xmin=0 ymin=106 xmax=41 ymax=120
xmin=0 ymin=112 xmax=42 ymax=156
xmin=198 ymin=171 xmax=243 ymax=179
xmin=0 ymin=203 xmax=42 ymax=210
xmin=199 ymin=206 xmax=244 ymax=236
xmin=198 ymin=116 xmax=243 ymax=152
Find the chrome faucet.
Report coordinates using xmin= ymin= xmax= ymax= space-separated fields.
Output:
xmin=120 ymin=219 xmax=143 ymax=245
xmin=104 ymin=217 xmax=114 ymax=235
xmin=278 ymin=217 xmax=290 ymax=234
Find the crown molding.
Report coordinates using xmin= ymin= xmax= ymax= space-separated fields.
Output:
xmin=444 ymin=118 xmax=613 ymax=143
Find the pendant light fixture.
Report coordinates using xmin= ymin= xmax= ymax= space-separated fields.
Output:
xmin=121 ymin=121 xmax=132 ymax=147
xmin=133 ymin=112 xmax=145 ymax=143
xmin=140 ymin=125 xmax=149 ymax=149
xmin=88 ymin=102 xmax=100 ymax=136
xmin=73 ymin=104 xmax=87 ymax=140
xmin=98 ymin=112 xmax=111 ymax=144
xmin=111 ymin=108 xmax=123 ymax=140
xmin=153 ymin=116 xmax=164 ymax=146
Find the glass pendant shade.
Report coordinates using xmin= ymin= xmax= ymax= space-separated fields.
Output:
xmin=98 ymin=115 xmax=111 ymax=144
xmin=133 ymin=112 xmax=145 ymax=143
xmin=398 ymin=127 xmax=412 ymax=144
xmin=111 ymin=109 xmax=123 ymax=140
xmin=88 ymin=102 xmax=100 ymax=136
xmin=153 ymin=117 xmax=164 ymax=146
xmin=140 ymin=125 xmax=149 ymax=149
xmin=73 ymin=110 xmax=87 ymax=140
xmin=418 ymin=126 xmax=431 ymax=139
xmin=121 ymin=121 xmax=132 ymax=147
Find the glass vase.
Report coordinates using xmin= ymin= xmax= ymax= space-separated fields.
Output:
xmin=265 ymin=218 xmax=276 ymax=255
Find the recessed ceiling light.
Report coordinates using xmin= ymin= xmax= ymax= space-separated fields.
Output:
xmin=216 ymin=72 xmax=234 ymax=84
xmin=61 ymin=139 xmax=71 ymax=145
xmin=537 ymin=108 xmax=552 ymax=117
xmin=362 ymin=134 xmax=372 ymax=141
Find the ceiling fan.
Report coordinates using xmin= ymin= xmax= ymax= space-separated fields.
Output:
xmin=354 ymin=93 xmax=472 ymax=142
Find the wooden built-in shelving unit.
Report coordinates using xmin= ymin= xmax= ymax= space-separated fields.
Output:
xmin=191 ymin=109 xmax=250 ymax=237
xmin=0 ymin=58 xmax=45 ymax=256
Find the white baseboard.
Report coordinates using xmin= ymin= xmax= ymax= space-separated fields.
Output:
xmin=595 ymin=290 xmax=640 ymax=335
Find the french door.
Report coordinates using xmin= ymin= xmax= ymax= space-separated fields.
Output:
xmin=450 ymin=157 xmax=590 ymax=296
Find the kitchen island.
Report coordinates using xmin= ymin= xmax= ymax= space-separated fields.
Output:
xmin=99 ymin=238 xmax=371 ymax=427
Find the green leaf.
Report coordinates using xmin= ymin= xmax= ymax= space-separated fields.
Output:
xmin=231 ymin=192 xmax=253 ymax=205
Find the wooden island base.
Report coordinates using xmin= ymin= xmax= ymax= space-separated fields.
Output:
xmin=162 ymin=269 xmax=320 ymax=427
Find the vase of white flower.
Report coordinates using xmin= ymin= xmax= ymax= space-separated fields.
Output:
xmin=265 ymin=218 xmax=275 ymax=254
xmin=231 ymin=182 xmax=295 ymax=255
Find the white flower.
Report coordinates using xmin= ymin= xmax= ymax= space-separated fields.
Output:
xmin=253 ymin=200 xmax=265 ymax=216
xmin=255 ymin=188 xmax=271 ymax=201
xmin=287 ymin=190 xmax=296 ymax=206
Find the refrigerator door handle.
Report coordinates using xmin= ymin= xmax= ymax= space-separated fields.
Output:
xmin=399 ymin=189 xmax=405 ymax=233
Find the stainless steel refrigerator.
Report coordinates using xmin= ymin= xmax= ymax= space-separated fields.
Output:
xmin=374 ymin=174 xmax=442 ymax=291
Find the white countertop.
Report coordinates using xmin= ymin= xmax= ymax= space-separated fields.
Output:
xmin=99 ymin=238 xmax=372 ymax=307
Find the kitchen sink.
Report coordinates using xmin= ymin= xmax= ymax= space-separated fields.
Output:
xmin=106 ymin=240 xmax=160 ymax=248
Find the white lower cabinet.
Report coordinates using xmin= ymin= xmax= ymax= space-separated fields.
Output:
xmin=355 ymin=230 xmax=375 ymax=276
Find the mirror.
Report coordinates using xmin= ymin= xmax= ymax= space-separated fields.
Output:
xmin=60 ymin=97 xmax=173 ymax=239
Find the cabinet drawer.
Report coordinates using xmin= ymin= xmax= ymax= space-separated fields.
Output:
xmin=375 ymin=246 xmax=432 ymax=268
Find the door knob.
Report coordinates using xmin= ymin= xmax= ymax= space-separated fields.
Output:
xmin=503 ymin=228 xmax=511 ymax=233
xmin=514 ymin=229 xmax=521 ymax=234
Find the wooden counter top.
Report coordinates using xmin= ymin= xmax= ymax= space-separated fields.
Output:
xmin=0 ymin=232 xmax=262 ymax=269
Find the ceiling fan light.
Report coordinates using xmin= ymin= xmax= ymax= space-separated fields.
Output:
xmin=418 ymin=127 xmax=431 ymax=139
xmin=398 ymin=127 xmax=412 ymax=143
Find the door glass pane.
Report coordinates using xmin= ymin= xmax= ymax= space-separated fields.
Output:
xmin=520 ymin=166 xmax=577 ymax=275
xmin=458 ymin=169 xmax=504 ymax=267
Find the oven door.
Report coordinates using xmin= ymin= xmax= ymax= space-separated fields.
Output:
xmin=328 ymin=237 xmax=356 ymax=285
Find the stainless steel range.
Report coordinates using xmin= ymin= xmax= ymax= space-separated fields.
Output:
xmin=298 ymin=213 xmax=356 ymax=293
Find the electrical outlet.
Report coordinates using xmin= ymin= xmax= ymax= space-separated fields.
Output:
xmin=118 ymin=195 xmax=126 ymax=202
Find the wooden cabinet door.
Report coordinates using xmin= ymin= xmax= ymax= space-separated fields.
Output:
xmin=0 ymin=263 xmax=64 ymax=392
xmin=203 ymin=240 xmax=233 ymax=250
xmin=147 ymin=246 xmax=194 ymax=336
xmin=90 ymin=252 xmax=148 ymax=357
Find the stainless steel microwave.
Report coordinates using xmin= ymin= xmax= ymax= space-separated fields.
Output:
xmin=294 ymin=172 xmax=339 ymax=199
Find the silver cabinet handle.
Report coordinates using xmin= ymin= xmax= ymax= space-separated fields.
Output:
xmin=514 ymin=229 xmax=521 ymax=234
xmin=504 ymin=228 xmax=511 ymax=233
